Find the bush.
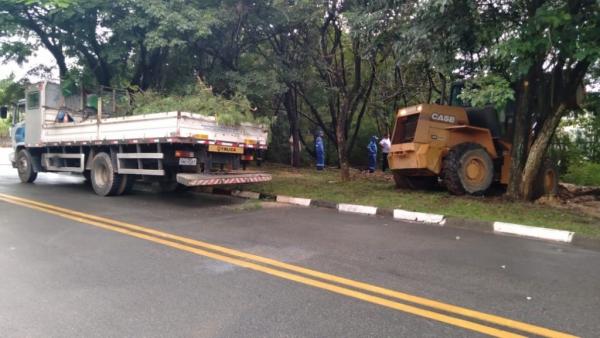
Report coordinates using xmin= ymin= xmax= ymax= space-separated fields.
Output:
xmin=0 ymin=118 xmax=10 ymax=138
xmin=562 ymin=161 xmax=600 ymax=187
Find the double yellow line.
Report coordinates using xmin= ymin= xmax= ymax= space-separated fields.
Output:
xmin=0 ymin=192 xmax=576 ymax=338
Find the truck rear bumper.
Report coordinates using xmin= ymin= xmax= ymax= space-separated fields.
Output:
xmin=176 ymin=172 xmax=272 ymax=186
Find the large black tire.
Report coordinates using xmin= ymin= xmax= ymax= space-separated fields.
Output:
xmin=393 ymin=171 xmax=437 ymax=190
xmin=16 ymin=149 xmax=38 ymax=183
xmin=532 ymin=160 xmax=559 ymax=199
xmin=91 ymin=152 xmax=122 ymax=196
xmin=442 ymin=143 xmax=494 ymax=195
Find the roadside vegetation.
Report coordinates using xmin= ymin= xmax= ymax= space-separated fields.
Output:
xmin=563 ymin=162 xmax=600 ymax=187
xmin=244 ymin=163 xmax=600 ymax=239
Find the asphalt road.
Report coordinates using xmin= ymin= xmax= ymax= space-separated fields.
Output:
xmin=0 ymin=148 xmax=599 ymax=337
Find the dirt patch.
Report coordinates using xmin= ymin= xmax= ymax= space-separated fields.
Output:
xmin=536 ymin=183 xmax=600 ymax=221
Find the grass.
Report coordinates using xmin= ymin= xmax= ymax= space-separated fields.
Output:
xmin=242 ymin=163 xmax=600 ymax=239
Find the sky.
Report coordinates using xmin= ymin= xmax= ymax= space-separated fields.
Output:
xmin=0 ymin=47 xmax=59 ymax=81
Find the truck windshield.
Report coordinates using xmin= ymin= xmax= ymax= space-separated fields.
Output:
xmin=15 ymin=103 xmax=26 ymax=123
xmin=27 ymin=91 xmax=40 ymax=110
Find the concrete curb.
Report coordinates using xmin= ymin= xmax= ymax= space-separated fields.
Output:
xmin=200 ymin=188 xmax=600 ymax=250
xmin=337 ymin=203 xmax=378 ymax=216
xmin=276 ymin=195 xmax=311 ymax=207
xmin=393 ymin=209 xmax=445 ymax=225
xmin=493 ymin=222 xmax=574 ymax=243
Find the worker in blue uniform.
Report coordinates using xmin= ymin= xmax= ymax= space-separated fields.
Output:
xmin=315 ymin=131 xmax=325 ymax=170
xmin=367 ymin=135 xmax=378 ymax=173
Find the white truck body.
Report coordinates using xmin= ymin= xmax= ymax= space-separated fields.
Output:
xmin=40 ymin=112 xmax=267 ymax=147
xmin=8 ymin=81 xmax=271 ymax=196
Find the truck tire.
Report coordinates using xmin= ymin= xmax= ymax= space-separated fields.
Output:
xmin=16 ymin=149 xmax=38 ymax=183
xmin=442 ymin=143 xmax=494 ymax=195
xmin=532 ymin=160 xmax=558 ymax=199
xmin=91 ymin=152 xmax=122 ymax=196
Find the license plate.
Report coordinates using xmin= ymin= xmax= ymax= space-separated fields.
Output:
xmin=208 ymin=145 xmax=244 ymax=154
xmin=179 ymin=157 xmax=197 ymax=166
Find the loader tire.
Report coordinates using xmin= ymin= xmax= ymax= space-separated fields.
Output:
xmin=442 ymin=143 xmax=494 ymax=195
xmin=532 ymin=160 xmax=558 ymax=199
xmin=91 ymin=152 xmax=122 ymax=196
xmin=16 ymin=149 xmax=38 ymax=183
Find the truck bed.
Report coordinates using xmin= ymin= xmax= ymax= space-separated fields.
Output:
xmin=38 ymin=112 xmax=267 ymax=148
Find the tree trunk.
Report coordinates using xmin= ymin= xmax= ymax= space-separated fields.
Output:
xmin=506 ymin=78 xmax=532 ymax=199
xmin=520 ymin=104 xmax=565 ymax=199
xmin=336 ymin=112 xmax=350 ymax=181
xmin=284 ymin=89 xmax=301 ymax=167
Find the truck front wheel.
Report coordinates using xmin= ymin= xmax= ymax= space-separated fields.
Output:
xmin=16 ymin=149 xmax=38 ymax=183
xmin=91 ymin=152 xmax=122 ymax=196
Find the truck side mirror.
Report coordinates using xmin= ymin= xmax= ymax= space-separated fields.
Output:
xmin=0 ymin=106 xmax=7 ymax=119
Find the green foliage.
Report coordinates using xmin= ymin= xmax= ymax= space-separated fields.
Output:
xmin=459 ymin=75 xmax=515 ymax=111
xmin=0 ymin=118 xmax=10 ymax=138
xmin=563 ymin=162 xmax=600 ymax=187
xmin=0 ymin=74 xmax=27 ymax=107
xmin=131 ymin=80 xmax=270 ymax=126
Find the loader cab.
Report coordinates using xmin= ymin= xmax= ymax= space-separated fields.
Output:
xmin=448 ymin=82 xmax=515 ymax=140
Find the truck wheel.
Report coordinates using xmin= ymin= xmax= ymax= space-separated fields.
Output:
xmin=91 ymin=152 xmax=122 ymax=196
xmin=532 ymin=160 xmax=558 ymax=199
xmin=16 ymin=149 xmax=38 ymax=183
xmin=442 ymin=143 xmax=494 ymax=195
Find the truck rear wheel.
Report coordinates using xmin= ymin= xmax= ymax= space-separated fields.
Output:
xmin=91 ymin=152 xmax=122 ymax=196
xmin=442 ymin=143 xmax=494 ymax=195
xmin=16 ymin=149 xmax=38 ymax=183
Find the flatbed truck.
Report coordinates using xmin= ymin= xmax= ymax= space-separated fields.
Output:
xmin=1 ymin=81 xmax=271 ymax=196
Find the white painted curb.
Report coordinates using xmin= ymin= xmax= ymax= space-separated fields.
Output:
xmin=493 ymin=222 xmax=574 ymax=243
xmin=337 ymin=203 xmax=378 ymax=216
xmin=393 ymin=209 xmax=445 ymax=224
xmin=276 ymin=195 xmax=312 ymax=207
xmin=232 ymin=190 xmax=261 ymax=200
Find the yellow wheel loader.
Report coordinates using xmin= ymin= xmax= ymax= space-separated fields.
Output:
xmin=388 ymin=84 xmax=558 ymax=197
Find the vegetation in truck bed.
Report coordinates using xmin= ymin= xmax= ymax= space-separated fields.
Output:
xmin=131 ymin=80 xmax=270 ymax=127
